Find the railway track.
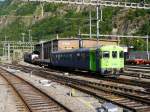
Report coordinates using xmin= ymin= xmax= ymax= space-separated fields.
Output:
xmin=5 ymin=64 xmax=150 ymax=88
xmin=125 ymin=65 xmax=150 ymax=79
xmin=125 ymin=65 xmax=150 ymax=73
xmin=0 ymin=67 xmax=71 ymax=112
xmin=33 ymin=71 xmax=150 ymax=111
xmin=124 ymin=71 xmax=150 ymax=79
xmin=19 ymin=64 xmax=150 ymax=83
xmin=0 ymin=72 xmax=29 ymax=112
xmin=126 ymin=65 xmax=150 ymax=69
xmin=2 ymin=64 xmax=150 ymax=112
xmin=18 ymin=61 xmax=150 ymax=81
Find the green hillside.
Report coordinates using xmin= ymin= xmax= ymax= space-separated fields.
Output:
xmin=0 ymin=0 xmax=150 ymax=51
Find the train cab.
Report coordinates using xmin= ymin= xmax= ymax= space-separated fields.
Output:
xmin=98 ymin=45 xmax=124 ymax=76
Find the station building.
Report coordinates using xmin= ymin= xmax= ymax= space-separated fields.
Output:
xmin=34 ymin=38 xmax=119 ymax=59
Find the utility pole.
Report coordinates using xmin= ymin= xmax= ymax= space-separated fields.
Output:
xmin=29 ymin=29 xmax=32 ymax=51
xmin=3 ymin=47 xmax=4 ymax=58
xmin=146 ymin=35 xmax=149 ymax=60
xmin=100 ymin=6 xmax=103 ymax=21
xmin=96 ymin=5 xmax=99 ymax=42
xmin=96 ymin=2 xmax=103 ymax=46
xmin=4 ymin=35 xmax=7 ymax=58
xmin=89 ymin=8 xmax=92 ymax=39
xmin=40 ymin=2 xmax=44 ymax=18
xmin=41 ymin=42 xmax=44 ymax=60
xmin=29 ymin=30 xmax=31 ymax=42
xmin=22 ymin=33 xmax=25 ymax=52
xmin=51 ymin=40 xmax=53 ymax=52
xmin=78 ymin=27 xmax=83 ymax=48
xmin=7 ymin=42 xmax=10 ymax=61
xmin=22 ymin=33 xmax=25 ymax=43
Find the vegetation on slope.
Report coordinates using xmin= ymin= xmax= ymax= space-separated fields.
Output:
xmin=0 ymin=0 xmax=150 ymax=51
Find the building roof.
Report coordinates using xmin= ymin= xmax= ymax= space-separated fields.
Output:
xmin=35 ymin=38 xmax=118 ymax=46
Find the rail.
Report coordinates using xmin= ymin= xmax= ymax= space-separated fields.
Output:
xmin=0 ymin=68 xmax=71 ymax=112
xmin=3 ymin=64 xmax=150 ymax=112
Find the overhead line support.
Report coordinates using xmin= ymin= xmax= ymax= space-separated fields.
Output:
xmin=25 ymin=0 xmax=150 ymax=9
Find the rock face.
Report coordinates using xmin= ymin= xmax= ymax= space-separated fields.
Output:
xmin=114 ymin=9 xmax=150 ymax=35
xmin=0 ymin=0 xmax=149 ymax=40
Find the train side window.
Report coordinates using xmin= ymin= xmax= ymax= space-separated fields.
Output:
xmin=68 ymin=54 xmax=69 ymax=60
xmin=103 ymin=51 xmax=109 ymax=58
xmin=66 ymin=54 xmax=68 ymax=60
xmin=63 ymin=54 xmax=65 ymax=60
xmin=56 ymin=54 xmax=57 ymax=60
xmin=77 ymin=53 xmax=80 ymax=57
xmin=58 ymin=54 xmax=60 ymax=60
xmin=62 ymin=54 xmax=64 ymax=60
xmin=112 ymin=51 xmax=117 ymax=58
xmin=70 ymin=54 xmax=72 ymax=60
xmin=82 ymin=52 xmax=86 ymax=61
xmin=65 ymin=54 xmax=67 ymax=60
xmin=53 ymin=55 xmax=55 ymax=61
xmin=119 ymin=51 xmax=124 ymax=58
xmin=56 ymin=54 xmax=58 ymax=59
xmin=60 ymin=54 xmax=61 ymax=60
xmin=99 ymin=51 xmax=102 ymax=58
xmin=77 ymin=53 xmax=80 ymax=60
xmin=67 ymin=54 xmax=69 ymax=60
xmin=61 ymin=54 xmax=63 ymax=60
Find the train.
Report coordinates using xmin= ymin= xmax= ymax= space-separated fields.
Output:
xmin=24 ymin=45 xmax=124 ymax=77
xmin=24 ymin=52 xmax=39 ymax=64
xmin=126 ymin=51 xmax=150 ymax=65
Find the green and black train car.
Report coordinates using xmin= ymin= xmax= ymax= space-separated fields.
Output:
xmin=50 ymin=45 xmax=124 ymax=76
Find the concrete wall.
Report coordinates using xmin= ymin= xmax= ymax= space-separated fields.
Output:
xmin=58 ymin=39 xmax=118 ymax=50
xmin=58 ymin=40 xmax=79 ymax=50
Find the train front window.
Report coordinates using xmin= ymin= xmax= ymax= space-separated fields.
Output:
xmin=112 ymin=51 xmax=117 ymax=58
xmin=103 ymin=51 xmax=109 ymax=58
xmin=119 ymin=51 xmax=124 ymax=58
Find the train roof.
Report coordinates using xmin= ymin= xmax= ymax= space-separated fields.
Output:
xmin=52 ymin=48 xmax=90 ymax=54
xmin=101 ymin=45 xmax=123 ymax=51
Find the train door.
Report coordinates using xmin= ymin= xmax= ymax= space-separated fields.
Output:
xmin=90 ymin=50 xmax=96 ymax=71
